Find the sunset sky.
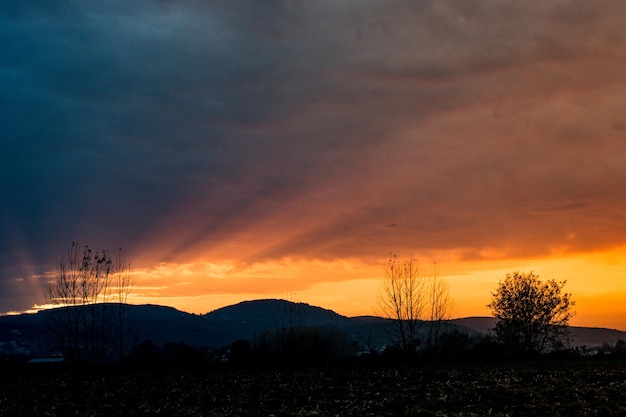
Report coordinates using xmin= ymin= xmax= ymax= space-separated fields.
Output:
xmin=2 ymin=1 xmax=626 ymax=330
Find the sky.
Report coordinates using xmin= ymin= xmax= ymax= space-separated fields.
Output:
xmin=2 ymin=1 xmax=626 ymax=330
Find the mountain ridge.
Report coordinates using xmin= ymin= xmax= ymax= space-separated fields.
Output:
xmin=1 ymin=299 xmax=624 ymax=357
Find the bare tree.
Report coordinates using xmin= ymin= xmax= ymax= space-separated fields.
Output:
xmin=276 ymin=297 xmax=306 ymax=355
xmin=425 ymin=263 xmax=453 ymax=350
xmin=377 ymin=254 xmax=426 ymax=352
xmin=44 ymin=242 xmax=135 ymax=364
xmin=112 ymin=247 xmax=135 ymax=363
xmin=378 ymin=255 xmax=453 ymax=354
xmin=488 ymin=271 xmax=574 ymax=355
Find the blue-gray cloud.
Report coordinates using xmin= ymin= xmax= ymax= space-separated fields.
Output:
xmin=2 ymin=0 xmax=626 ymax=312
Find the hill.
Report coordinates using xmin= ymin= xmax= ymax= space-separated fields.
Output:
xmin=1 ymin=300 xmax=625 ymax=358
xmin=0 ymin=300 xmax=375 ymax=356
xmin=205 ymin=300 xmax=390 ymax=350
xmin=205 ymin=299 xmax=351 ymax=325
xmin=451 ymin=317 xmax=626 ymax=349
xmin=451 ymin=316 xmax=496 ymax=334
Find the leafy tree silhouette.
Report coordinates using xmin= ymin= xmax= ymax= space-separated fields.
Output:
xmin=488 ymin=271 xmax=574 ymax=356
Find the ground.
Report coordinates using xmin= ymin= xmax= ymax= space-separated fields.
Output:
xmin=2 ymin=359 xmax=626 ymax=416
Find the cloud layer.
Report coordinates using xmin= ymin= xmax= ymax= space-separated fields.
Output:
xmin=2 ymin=1 xmax=626 ymax=313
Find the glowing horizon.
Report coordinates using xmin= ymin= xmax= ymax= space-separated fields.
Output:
xmin=13 ymin=246 xmax=626 ymax=332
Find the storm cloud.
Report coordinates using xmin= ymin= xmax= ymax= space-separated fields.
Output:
xmin=2 ymin=1 xmax=626 ymax=313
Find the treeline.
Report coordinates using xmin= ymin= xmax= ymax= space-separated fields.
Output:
xmin=3 ymin=329 xmax=626 ymax=375
xmin=125 ymin=325 xmax=357 ymax=370
xmin=123 ymin=328 xmax=626 ymax=370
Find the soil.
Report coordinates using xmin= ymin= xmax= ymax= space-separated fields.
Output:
xmin=2 ymin=359 xmax=626 ymax=416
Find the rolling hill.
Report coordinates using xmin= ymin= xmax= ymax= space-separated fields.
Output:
xmin=1 ymin=300 xmax=624 ymax=358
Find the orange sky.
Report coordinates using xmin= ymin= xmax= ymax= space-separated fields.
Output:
xmin=3 ymin=2 xmax=626 ymax=332
xmin=122 ymin=245 xmax=626 ymax=331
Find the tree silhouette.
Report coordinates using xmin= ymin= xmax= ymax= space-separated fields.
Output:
xmin=377 ymin=254 xmax=452 ymax=354
xmin=44 ymin=242 xmax=135 ymax=364
xmin=488 ymin=271 xmax=574 ymax=355
xmin=377 ymin=254 xmax=424 ymax=352
xmin=425 ymin=263 xmax=453 ymax=351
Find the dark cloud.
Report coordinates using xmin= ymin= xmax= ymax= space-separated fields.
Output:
xmin=2 ymin=0 xmax=626 ymax=312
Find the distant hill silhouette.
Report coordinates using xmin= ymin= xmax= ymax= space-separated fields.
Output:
xmin=1 ymin=300 xmax=625 ymax=357
xmin=450 ymin=316 xmax=626 ymax=350
xmin=451 ymin=316 xmax=496 ymax=334
xmin=205 ymin=300 xmax=391 ymax=351
xmin=205 ymin=299 xmax=351 ymax=325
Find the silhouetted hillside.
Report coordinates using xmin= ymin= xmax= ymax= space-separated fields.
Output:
xmin=568 ymin=326 xmax=626 ymax=349
xmin=206 ymin=299 xmax=351 ymax=326
xmin=0 ymin=304 xmax=229 ymax=356
xmin=129 ymin=304 xmax=230 ymax=347
xmin=451 ymin=317 xmax=626 ymax=349
xmin=2 ymin=301 xmax=625 ymax=358
xmin=205 ymin=300 xmax=391 ymax=351
xmin=451 ymin=317 xmax=497 ymax=335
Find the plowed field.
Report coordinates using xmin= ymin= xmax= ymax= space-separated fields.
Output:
xmin=2 ymin=360 xmax=626 ymax=416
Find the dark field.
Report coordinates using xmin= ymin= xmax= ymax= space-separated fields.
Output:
xmin=2 ymin=360 xmax=626 ymax=417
